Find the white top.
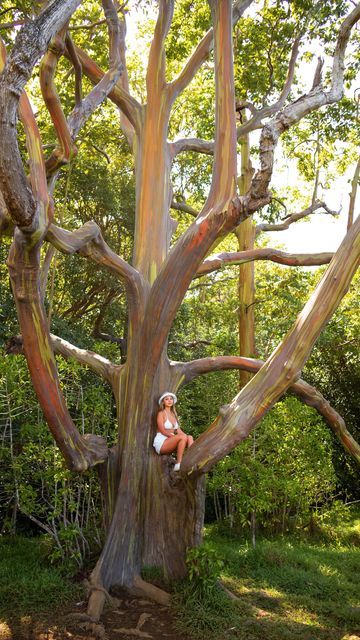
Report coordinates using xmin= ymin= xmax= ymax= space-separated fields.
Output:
xmin=164 ymin=414 xmax=179 ymax=430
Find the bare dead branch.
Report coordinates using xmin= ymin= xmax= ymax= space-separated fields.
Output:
xmin=177 ymin=355 xmax=360 ymax=463
xmin=246 ymin=4 xmax=360 ymax=214
xmin=196 ymin=248 xmax=334 ymax=277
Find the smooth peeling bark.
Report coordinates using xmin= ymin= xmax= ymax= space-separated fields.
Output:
xmin=132 ymin=111 xmax=173 ymax=284
xmin=7 ymin=236 xmax=108 ymax=472
xmin=132 ymin=1 xmax=174 ymax=284
xmin=40 ymin=26 xmax=78 ymax=174
xmin=180 ymin=216 xmax=360 ymax=476
xmin=236 ymin=218 xmax=256 ymax=386
xmin=0 ymin=1 xmax=83 ymax=227
xmin=142 ymin=455 xmax=206 ymax=578
xmin=179 ymin=355 xmax=360 ymax=463
xmin=196 ymin=248 xmax=334 ymax=276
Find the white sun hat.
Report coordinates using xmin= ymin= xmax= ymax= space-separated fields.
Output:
xmin=158 ymin=392 xmax=177 ymax=405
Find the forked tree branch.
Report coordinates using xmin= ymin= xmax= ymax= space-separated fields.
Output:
xmin=0 ymin=1 xmax=82 ymax=227
xmin=147 ymin=0 xmax=174 ymax=96
xmin=177 ymin=355 xmax=360 ymax=463
xmin=142 ymin=0 xmax=239 ymax=369
xmin=196 ymin=248 xmax=333 ymax=277
xmin=245 ymin=3 xmax=360 ymax=214
xmin=171 ymin=34 xmax=300 ymax=157
xmin=70 ymin=45 xmax=142 ymax=134
xmin=255 ymin=201 xmax=338 ymax=235
xmin=46 ymin=222 xmax=147 ymax=329
xmin=180 ymin=214 xmax=360 ymax=476
xmin=44 ymin=0 xmax=123 ymax=176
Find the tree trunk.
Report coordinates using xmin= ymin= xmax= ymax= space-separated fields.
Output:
xmin=236 ymin=123 xmax=255 ymax=387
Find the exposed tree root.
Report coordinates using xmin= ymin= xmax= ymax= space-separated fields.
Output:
xmin=113 ymin=611 xmax=153 ymax=638
xmin=132 ymin=576 xmax=171 ymax=605
xmin=217 ymin=579 xmax=239 ymax=600
xmin=86 ymin=581 xmax=111 ymax=621
xmin=84 ymin=575 xmax=170 ymax=622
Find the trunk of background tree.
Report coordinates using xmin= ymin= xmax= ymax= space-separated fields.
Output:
xmin=236 ymin=123 xmax=255 ymax=388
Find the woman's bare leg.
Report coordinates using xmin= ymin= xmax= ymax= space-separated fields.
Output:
xmin=187 ymin=436 xmax=194 ymax=448
xmin=160 ymin=435 xmax=187 ymax=464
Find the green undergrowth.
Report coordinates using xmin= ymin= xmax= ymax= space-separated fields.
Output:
xmin=174 ymin=509 xmax=360 ymax=640
xmin=0 ymin=536 xmax=82 ymax=619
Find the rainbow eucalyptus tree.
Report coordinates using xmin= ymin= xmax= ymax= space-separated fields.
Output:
xmin=1 ymin=0 xmax=360 ymax=620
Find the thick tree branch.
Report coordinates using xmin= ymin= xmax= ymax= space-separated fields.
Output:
xmin=255 ymin=201 xmax=338 ymax=235
xmin=44 ymin=0 xmax=123 ymax=176
xmin=8 ymin=236 xmax=109 ymax=473
xmin=142 ymin=0 xmax=239 ymax=370
xmin=46 ymin=222 xmax=147 ymax=329
xmin=18 ymin=92 xmax=50 ymax=230
xmin=196 ymin=248 xmax=334 ymax=277
xmin=65 ymin=33 xmax=82 ymax=106
xmin=169 ymin=0 xmax=253 ymax=102
xmin=70 ymin=45 xmax=142 ymax=134
xmin=0 ymin=1 xmax=82 ymax=227
xmin=180 ymin=214 xmax=360 ymax=476
xmin=116 ymin=11 xmax=135 ymax=146
xmin=40 ymin=25 xmax=77 ymax=175
xmin=0 ymin=189 xmax=13 ymax=237
xmin=348 ymin=153 xmax=360 ymax=230
xmin=146 ymin=0 xmax=174 ymax=97
xmin=7 ymin=333 xmax=117 ymax=383
xmin=177 ymin=355 xmax=360 ymax=463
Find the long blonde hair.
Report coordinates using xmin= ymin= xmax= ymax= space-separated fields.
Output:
xmin=158 ymin=400 xmax=178 ymax=420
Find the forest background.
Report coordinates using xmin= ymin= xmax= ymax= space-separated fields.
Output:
xmin=0 ymin=0 xmax=359 ymax=579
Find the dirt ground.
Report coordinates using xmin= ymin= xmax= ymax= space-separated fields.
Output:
xmin=0 ymin=590 xmax=191 ymax=640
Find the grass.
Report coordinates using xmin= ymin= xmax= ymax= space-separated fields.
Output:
xmin=0 ymin=535 xmax=82 ymax=619
xmin=0 ymin=510 xmax=359 ymax=640
xmin=175 ymin=510 xmax=360 ymax=640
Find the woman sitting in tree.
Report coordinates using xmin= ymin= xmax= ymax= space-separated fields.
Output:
xmin=153 ymin=392 xmax=194 ymax=471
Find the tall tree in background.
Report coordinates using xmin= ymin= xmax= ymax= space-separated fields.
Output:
xmin=0 ymin=0 xmax=359 ymax=619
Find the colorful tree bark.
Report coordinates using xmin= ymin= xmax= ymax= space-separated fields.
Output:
xmin=0 ymin=0 xmax=359 ymax=620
